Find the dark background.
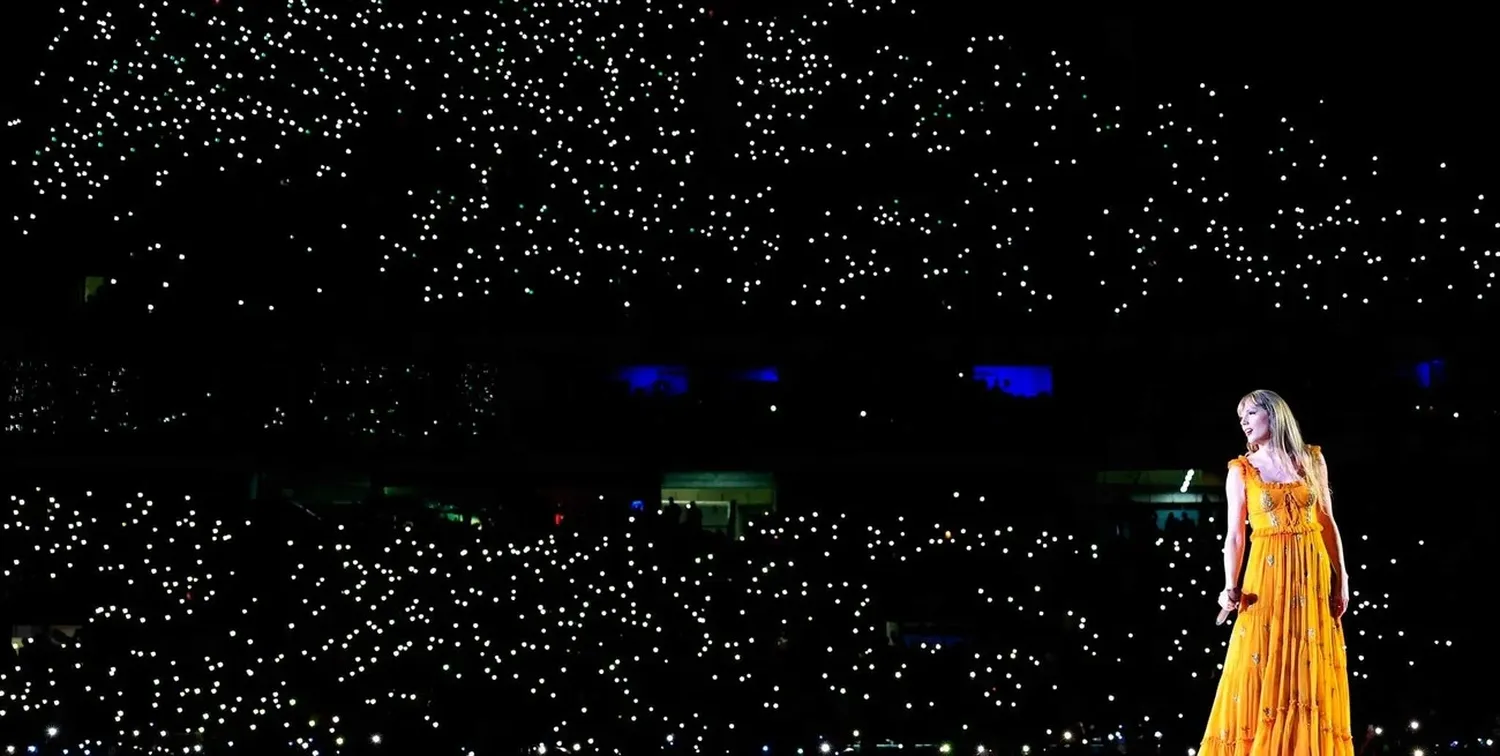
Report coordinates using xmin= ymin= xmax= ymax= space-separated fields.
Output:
xmin=2 ymin=5 xmax=1495 ymax=340
xmin=0 ymin=4 xmax=1491 ymax=474
xmin=0 ymin=6 xmax=1493 ymax=752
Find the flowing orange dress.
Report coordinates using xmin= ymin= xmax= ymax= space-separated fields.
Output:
xmin=1199 ymin=446 xmax=1354 ymax=756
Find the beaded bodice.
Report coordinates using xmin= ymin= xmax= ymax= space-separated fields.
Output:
xmin=1234 ymin=445 xmax=1323 ymax=538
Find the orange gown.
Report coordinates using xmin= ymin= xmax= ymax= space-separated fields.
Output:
xmin=1199 ymin=446 xmax=1354 ymax=756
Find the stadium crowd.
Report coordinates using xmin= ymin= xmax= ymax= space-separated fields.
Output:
xmin=3 ymin=475 xmax=1492 ymax=755
xmin=3 ymin=1 xmax=1496 ymax=754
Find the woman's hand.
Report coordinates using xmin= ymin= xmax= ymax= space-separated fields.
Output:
xmin=1330 ymin=578 xmax=1349 ymax=625
xmin=1218 ymin=586 xmax=1242 ymax=613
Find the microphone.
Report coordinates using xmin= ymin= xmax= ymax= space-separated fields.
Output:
xmin=1216 ymin=587 xmax=1242 ymax=626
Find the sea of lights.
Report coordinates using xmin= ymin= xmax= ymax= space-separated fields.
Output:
xmin=5 ymin=358 xmax=1486 ymax=440
xmin=1 ymin=482 xmax=1481 ymax=755
xmin=8 ymin=1 xmax=1496 ymax=318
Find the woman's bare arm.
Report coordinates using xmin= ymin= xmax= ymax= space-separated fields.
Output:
xmin=1223 ymin=463 xmax=1248 ymax=590
xmin=1316 ymin=452 xmax=1349 ymax=588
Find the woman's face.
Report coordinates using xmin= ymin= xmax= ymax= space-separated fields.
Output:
xmin=1238 ymin=402 xmax=1272 ymax=447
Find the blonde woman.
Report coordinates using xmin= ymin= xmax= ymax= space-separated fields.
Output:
xmin=1199 ymin=390 xmax=1353 ymax=756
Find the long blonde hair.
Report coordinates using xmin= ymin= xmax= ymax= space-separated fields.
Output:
xmin=1239 ymin=389 xmax=1332 ymax=513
